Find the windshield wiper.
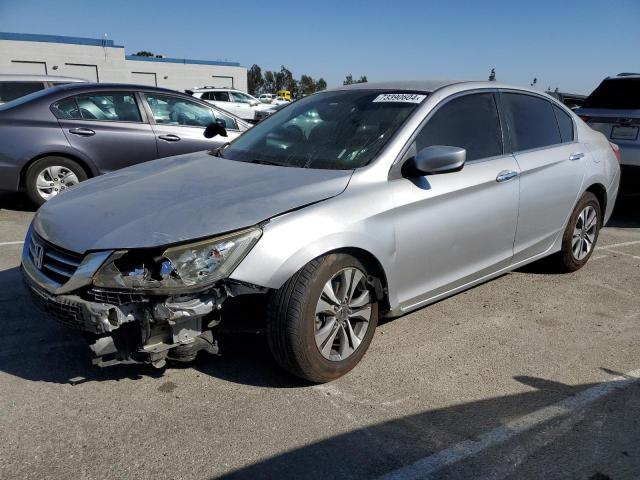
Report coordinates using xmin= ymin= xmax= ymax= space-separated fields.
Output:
xmin=250 ymin=159 xmax=289 ymax=167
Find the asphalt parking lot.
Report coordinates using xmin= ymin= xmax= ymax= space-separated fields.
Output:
xmin=0 ymin=193 xmax=639 ymax=480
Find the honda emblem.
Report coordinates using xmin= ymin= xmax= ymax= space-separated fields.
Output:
xmin=33 ymin=241 xmax=44 ymax=270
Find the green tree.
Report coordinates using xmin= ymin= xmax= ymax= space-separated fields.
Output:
xmin=315 ymin=78 xmax=327 ymax=91
xmin=299 ymin=74 xmax=316 ymax=95
xmin=488 ymin=68 xmax=496 ymax=81
xmin=343 ymin=74 xmax=367 ymax=85
xmin=247 ymin=64 xmax=264 ymax=95
xmin=134 ymin=50 xmax=154 ymax=57
xmin=263 ymin=71 xmax=276 ymax=93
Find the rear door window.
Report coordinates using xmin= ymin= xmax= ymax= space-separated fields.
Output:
xmin=416 ymin=93 xmax=503 ymax=161
xmin=145 ymin=93 xmax=216 ymax=127
xmin=212 ymin=92 xmax=230 ymax=102
xmin=0 ymin=81 xmax=45 ymax=103
xmin=502 ymin=93 xmax=561 ymax=151
xmin=582 ymin=78 xmax=640 ymax=109
xmin=74 ymin=93 xmax=142 ymax=122
xmin=553 ymin=105 xmax=574 ymax=143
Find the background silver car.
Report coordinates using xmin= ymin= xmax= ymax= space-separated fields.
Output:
xmin=22 ymin=80 xmax=620 ymax=382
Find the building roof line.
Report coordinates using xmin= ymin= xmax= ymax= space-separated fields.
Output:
xmin=0 ymin=31 xmax=124 ymax=48
xmin=125 ymin=55 xmax=241 ymax=67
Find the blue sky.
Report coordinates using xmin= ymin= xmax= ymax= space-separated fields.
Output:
xmin=1 ymin=0 xmax=638 ymax=94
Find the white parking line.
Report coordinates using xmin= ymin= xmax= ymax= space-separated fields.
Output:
xmin=599 ymin=248 xmax=640 ymax=261
xmin=0 ymin=241 xmax=23 ymax=246
xmin=378 ymin=368 xmax=640 ymax=480
xmin=599 ymin=239 xmax=640 ymax=249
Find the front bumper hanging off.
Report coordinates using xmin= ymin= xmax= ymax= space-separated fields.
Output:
xmin=23 ymin=271 xmax=229 ymax=368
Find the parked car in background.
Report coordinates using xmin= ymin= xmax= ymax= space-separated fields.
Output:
xmin=257 ymin=93 xmax=289 ymax=105
xmin=0 ymin=83 xmax=250 ymax=205
xmin=545 ymin=90 xmax=586 ymax=110
xmin=254 ymin=101 xmax=290 ymax=121
xmin=22 ymin=80 xmax=619 ymax=382
xmin=276 ymin=89 xmax=292 ymax=101
xmin=576 ymin=74 xmax=640 ymax=192
xmin=0 ymin=74 xmax=87 ymax=104
xmin=191 ymin=88 xmax=272 ymax=122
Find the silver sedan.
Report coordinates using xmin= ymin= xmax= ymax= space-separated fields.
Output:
xmin=22 ymin=80 xmax=620 ymax=382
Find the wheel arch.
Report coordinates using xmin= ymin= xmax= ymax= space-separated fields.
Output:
xmin=585 ymin=182 xmax=607 ymax=223
xmin=327 ymin=247 xmax=391 ymax=313
xmin=20 ymin=152 xmax=96 ymax=190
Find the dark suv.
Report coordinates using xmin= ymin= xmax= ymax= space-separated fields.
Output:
xmin=0 ymin=83 xmax=249 ymax=205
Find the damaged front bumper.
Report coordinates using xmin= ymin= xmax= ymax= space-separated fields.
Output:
xmin=24 ymin=273 xmax=227 ymax=367
xmin=20 ymin=228 xmax=266 ymax=368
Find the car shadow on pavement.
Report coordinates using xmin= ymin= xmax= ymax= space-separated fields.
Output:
xmin=0 ymin=265 xmax=305 ymax=387
xmin=216 ymin=374 xmax=640 ymax=480
xmin=0 ymin=192 xmax=36 ymax=213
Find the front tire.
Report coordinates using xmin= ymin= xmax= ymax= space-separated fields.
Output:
xmin=555 ymin=192 xmax=601 ymax=272
xmin=25 ymin=156 xmax=88 ymax=206
xmin=267 ymin=253 xmax=379 ymax=383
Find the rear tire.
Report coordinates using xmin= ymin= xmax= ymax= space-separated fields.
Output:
xmin=554 ymin=192 xmax=601 ymax=272
xmin=25 ymin=156 xmax=88 ymax=207
xmin=267 ymin=253 xmax=379 ymax=383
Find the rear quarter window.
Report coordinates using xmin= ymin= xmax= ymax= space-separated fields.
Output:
xmin=51 ymin=97 xmax=81 ymax=119
xmin=553 ymin=105 xmax=574 ymax=143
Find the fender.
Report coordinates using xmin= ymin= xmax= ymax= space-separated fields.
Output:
xmin=230 ymin=193 xmax=400 ymax=310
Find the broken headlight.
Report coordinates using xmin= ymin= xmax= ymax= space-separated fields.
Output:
xmin=93 ymin=227 xmax=262 ymax=293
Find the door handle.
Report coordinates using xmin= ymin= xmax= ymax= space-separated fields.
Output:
xmin=69 ymin=127 xmax=95 ymax=136
xmin=496 ymin=170 xmax=519 ymax=183
xmin=569 ymin=152 xmax=584 ymax=161
xmin=158 ymin=134 xmax=181 ymax=142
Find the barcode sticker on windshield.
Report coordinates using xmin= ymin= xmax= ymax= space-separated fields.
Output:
xmin=372 ymin=93 xmax=426 ymax=103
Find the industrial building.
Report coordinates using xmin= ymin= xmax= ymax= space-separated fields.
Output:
xmin=0 ymin=32 xmax=247 ymax=92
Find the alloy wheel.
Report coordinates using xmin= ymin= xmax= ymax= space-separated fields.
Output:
xmin=314 ymin=267 xmax=372 ymax=361
xmin=36 ymin=166 xmax=79 ymax=200
xmin=572 ymin=205 xmax=598 ymax=261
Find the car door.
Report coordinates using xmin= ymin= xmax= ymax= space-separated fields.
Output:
xmin=54 ymin=91 xmax=158 ymax=173
xmin=142 ymin=92 xmax=243 ymax=158
xmin=499 ymin=92 xmax=586 ymax=263
xmin=389 ymin=92 xmax=520 ymax=309
xmin=229 ymin=91 xmax=258 ymax=121
xmin=209 ymin=91 xmax=245 ymax=118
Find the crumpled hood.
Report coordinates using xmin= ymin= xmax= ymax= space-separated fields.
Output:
xmin=34 ymin=152 xmax=353 ymax=253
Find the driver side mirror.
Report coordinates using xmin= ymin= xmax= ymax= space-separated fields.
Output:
xmin=204 ymin=119 xmax=228 ymax=139
xmin=402 ymin=145 xmax=466 ymax=177
xmin=249 ymin=100 xmax=259 ymax=107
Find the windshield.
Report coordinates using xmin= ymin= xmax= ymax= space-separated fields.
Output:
xmin=583 ymin=78 xmax=640 ymax=110
xmin=221 ymin=90 xmax=426 ymax=169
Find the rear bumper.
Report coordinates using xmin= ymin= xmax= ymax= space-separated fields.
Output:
xmin=619 ymin=143 xmax=640 ymax=167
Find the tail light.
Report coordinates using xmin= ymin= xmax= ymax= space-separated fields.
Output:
xmin=579 ymin=115 xmax=592 ymax=123
xmin=609 ymin=142 xmax=621 ymax=162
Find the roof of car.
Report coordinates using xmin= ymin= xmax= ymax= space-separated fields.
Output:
xmin=0 ymin=74 xmax=87 ymax=82
xmin=332 ymin=79 xmax=467 ymax=93
xmin=193 ymin=87 xmax=241 ymax=92
xmin=608 ymin=73 xmax=640 ymax=79
xmin=48 ymin=82 xmax=190 ymax=95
